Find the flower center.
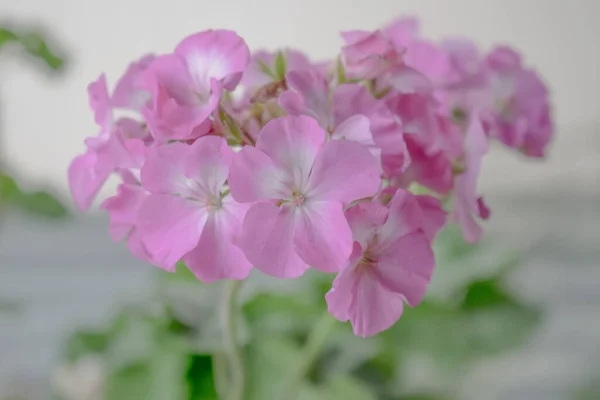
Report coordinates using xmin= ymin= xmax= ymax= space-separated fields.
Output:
xmin=291 ymin=191 xmax=306 ymax=206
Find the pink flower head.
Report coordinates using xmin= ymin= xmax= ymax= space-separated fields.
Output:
xmin=485 ymin=46 xmax=553 ymax=157
xmin=229 ymin=115 xmax=381 ymax=278
xmin=452 ymin=116 xmax=489 ymax=243
xmin=279 ymin=69 xmax=408 ymax=174
xmin=137 ymin=136 xmax=252 ymax=282
xmin=326 ymin=189 xmax=436 ymax=337
xmin=140 ymin=30 xmax=250 ymax=142
xmin=111 ymin=54 xmax=155 ymax=111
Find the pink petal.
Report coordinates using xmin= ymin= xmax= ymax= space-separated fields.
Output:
xmin=175 ymin=30 xmax=250 ymax=92
xmin=306 ymin=139 xmax=381 ymax=205
xmin=88 ymin=74 xmax=111 ymax=129
xmin=184 ymin=201 xmax=252 ymax=283
xmin=100 ymin=184 xmax=147 ymax=242
xmin=344 ymin=201 xmax=388 ymax=249
xmin=228 ymin=145 xmax=289 ymax=203
xmin=141 ymin=143 xmax=195 ymax=196
xmin=383 ymin=17 xmax=420 ymax=48
xmin=377 ymin=189 xmax=422 ymax=248
xmin=415 ymin=195 xmax=447 ymax=241
xmin=67 ymin=151 xmax=111 ymax=211
xmin=325 ymin=243 xmax=364 ymax=322
xmin=350 ymin=270 xmax=405 ymax=337
xmin=137 ymin=194 xmax=207 ymax=270
xmin=240 ymin=202 xmax=308 ymax=278
xmin=376 ymin=231 xmax=435 ymax=307
xmin=112 ymin=54 xmax=155 ymax=110
xmin=184 ymin=136 xmax=233 ymax=198
xmin=278 ymin=69 xmax=332 ymax=128
xmin=331 ymin=115 xmax=376 ymax=149
xmin=293 ymin=200 xmax=353 ymax=273
xmin=256 ymin=116 xmax=326 ymax=190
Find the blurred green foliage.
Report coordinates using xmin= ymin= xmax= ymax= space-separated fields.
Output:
xmin=0 ymin=171 xmax=68 ymax=219
xmin=0 ymin=26 xmax=64 ymax=69
xmin=56 ymin=226 xmax=541 ymax=400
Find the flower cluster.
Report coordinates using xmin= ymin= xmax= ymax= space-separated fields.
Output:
xmin=68 ymin=17 xmax=552 ymax=337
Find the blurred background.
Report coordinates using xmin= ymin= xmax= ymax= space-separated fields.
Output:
xmin=1 ymin=1 xmax=599 ymax=399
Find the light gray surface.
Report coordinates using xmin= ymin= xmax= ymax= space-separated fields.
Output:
xmin=1 ymin=188 xmax=599 ymax=399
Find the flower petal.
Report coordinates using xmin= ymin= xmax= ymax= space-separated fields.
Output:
xmin=137 ymin=194 xmax=207 ymax=270
xmin=293 ymin=200 xmax=353 ymax=273
xmin=377 ymin=189 xmax=422 ymax=248
xmin=325 ymin=243 xmax=364 ymax=322
xmin=175 ymin=30 xmax=250 ymax=93
xmin=88 ymin=74 xmax=111 ymax=129
xmin=306 ymin=139 xmax=381 ymax=205
xmin=331 ymin=115 xmax=375 ymax=148
xmin=376 ymin=231 xmax=435 ymax=307
xmin=228 ymin=145 xmax=289 ymax=203
xmin=241 ymin=202 xmax=308 ymax=278
xmin=278 ymin=69 xmax=332 ymax=128
xmin=256 ymin=116 xmax=326 ymax=190
xmin=344 ymin=201 xmax=388 ymax=249
xmin=100 ymin=183 xmax=147 ymax=242
xmin=184 ymin=201 xmax=252 ymax=283
xmin=184 ymin=136 xmax=233 ymax=198
xmin=350 ymin=271 xmax=405 ymax=337
xmin=415 ymin=195 xmax=447 ymax=241
xmin=141 ymin=142 xmax=196 ymax=196
xmin=67 ymin=150 xmax=111 ymax=211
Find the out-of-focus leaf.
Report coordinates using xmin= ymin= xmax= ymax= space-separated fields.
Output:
xmin=160 ymin=261 xmax=199 ymax=283
xmin=274 ymin=51 xmax=288 ymax=81
xmin=245 ymin=337 xmax=302 ymax=400
xmin=105 ymin=346 xmax=189 ymax=400
xmin=16 ymin=190 xmax=68 ymax=218
xmin=0 ymin=173 xmax=20 ymax=201
xmin=460 ymin=276 xmax=516 ymax=310
xmin=63 ymin=331 xmax=111 ymax=363
xmin=186 ymin=355 xmax=218 ymax=400
xmin=309 ymin=374 xmax=378 ymax=400
xmin=257 ymin=59 xmax=276 ymax=79
xmin=0 ymin=27 xmax=18 ymax=47
xmin=18 ymin=32 xmax=64 ymax=70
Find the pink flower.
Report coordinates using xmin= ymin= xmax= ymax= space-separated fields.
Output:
xmin=325 ymin=189 xmax=437 ymax=337
xmin=137 ymin=136 xmax=252 ymax=282
xmin=140 ymin=30 xmax=250 ymax=142
xmin=229 ymin=115 xmax=381 ymax=278
xmin=241 ymin=49 xmax=312 ymax=88
xmin=111 ymin=54 xmax=155 ymax=111
xmin=279 ymin=69 xmax=408 ymax=174
xmin=452 ymin=116 xmax=489 ymax=243
xmin=484 ymin=46 xmax=553 ymax=157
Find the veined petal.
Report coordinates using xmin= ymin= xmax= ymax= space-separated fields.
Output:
xmin=293 ymin=200 xmax=353 ymax=273
xmin=88 ymin=74 xmax=111 ymax=129
xmin=331 ymin=115 xmax=375 ymax=148
xmin=184 ymin=136 xmax=233 ymax=199
xmin=375 ymin=231 xmax=434 ymax=307
xmin=350 ymin=270 xmax=405 ymax=337
xmin=306 ymin=139 xmax=381 ymax=205
xmin=229 ymin=145 xmax=290 ymax=203
xmin=376 ymin=189 xmax=422 ymax=248
xmin=184 ymin=203 xmax=252 ymax=283
xmin=241 ymin=202 xmax=308 ymax=278
xmin=138 ymin=194 xmax=207 ymax=270
xmin=344 ymin=201 xmax=388 ymax=249
xmin=100 ymin=183 xmax=147 ymax=242
xmin=278 ymin=69 xmax=332 ymax=129
xmin=68 ymin=150 xmax=111 ymax=211
xmin=256 ymin=116 xmax=326 ymax=190
xmin=175 ymin=30 xmax=250 ymax=93
xmin=325 ymin=243 xmax=364 ymax=322
xmin=141 ymin=143 xmax=196 ymax=197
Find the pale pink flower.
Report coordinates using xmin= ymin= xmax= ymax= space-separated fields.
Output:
xmin=111 ymin=54 xmax=155 ymax=110
xmin=241 ymin=49 xmax=312 ymax=88
xmin=140 ymin=30 xmax=250 ymax=142
xmin=325 ymin=189 xmax=437 ymax=337
xmin=229 ymin=115 xmax=381 ymax=278
xmin=137 ymin=136 xmax=252 ymax=282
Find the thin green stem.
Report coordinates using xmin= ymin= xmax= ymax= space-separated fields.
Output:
xmin=223 ymin=279 xmax=245 ymax=400
xmin=278 ymin=311 xmax=336 ymax=399
xmin=212 ymin=351 xmax=228 ymax=399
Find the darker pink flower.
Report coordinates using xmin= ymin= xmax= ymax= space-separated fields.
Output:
xmin=326 ymin=189 xmax=437 ymax=337
xmin=137 ymin=137 xmax=252 ymax=282
xmin=140 ymin=30 xmax=250 ymax=142
xmin=229 ymin=115 xmax=381 ymax=278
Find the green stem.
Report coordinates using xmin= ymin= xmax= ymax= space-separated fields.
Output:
xmin=223 ymin=279 xmax=245 ymax=400
xmin=278 ymin=311 xmax=336 ymax=399
xmin=212 ymin=351 xmax=228 ymax=399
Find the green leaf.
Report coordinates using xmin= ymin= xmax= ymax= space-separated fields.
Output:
xmin=19 ymin=32 xmax=64 ymax=70
xmin=63 ymin=331 xmax=111 ymax=362
xmin=0 ymin=173 xmax=20 ymax=201
xmin=257 ymin=59 xmax=276 ymax=79
xmin=160 ymin=261 xmax=200 ymax=283
xmin=336 ymin=58 xmax=347 ymax=84
xmin=274 ymin=51 xmax=288 ymax=80
xmin=0 ymin=27 xmax=18 ymax=48
xmin=16 ymin=190 xmax=68 ymax=218
xmin=186 ymin=355 xmax=218 ymax=400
